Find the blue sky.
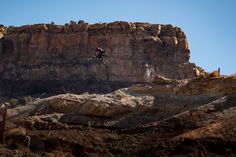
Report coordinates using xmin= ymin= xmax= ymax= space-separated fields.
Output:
xmin=1 ymin=0 xmax=235 ymax=74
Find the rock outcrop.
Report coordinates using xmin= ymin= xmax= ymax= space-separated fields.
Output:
xmin=3 ymin=76 xmax=236 ymax=156
xmin=6 ymin=76 xmax=236 ymax=129
xmin=0 ymin=21 xmax=199 ymax=82
xmin=133 ymin=76 xmax=236 ymax=96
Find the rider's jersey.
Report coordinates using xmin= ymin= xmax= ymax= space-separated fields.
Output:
xmin=96 ymin=48 xmax=105 ymax=57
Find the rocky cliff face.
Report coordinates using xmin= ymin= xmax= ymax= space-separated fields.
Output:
xmin=0 ymin=21 xmax=198 ymax=82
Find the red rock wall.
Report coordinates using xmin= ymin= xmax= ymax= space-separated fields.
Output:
xmin=0 ymin=21 xmax=198 ymax=82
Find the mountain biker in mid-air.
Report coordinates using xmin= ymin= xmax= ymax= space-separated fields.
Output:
xmin=94 ymin=47 xmax=105 ymax=60
xmin=89 ymin=47 xmax=108 ymax=63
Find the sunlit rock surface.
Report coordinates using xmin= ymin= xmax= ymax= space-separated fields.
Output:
xmin=0 ymin=22 xmax=199 ymax=82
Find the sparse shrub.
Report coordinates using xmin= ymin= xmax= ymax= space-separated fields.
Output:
xmin=26 ymin=95 xmax=33 ymax=102
xmin=78 ymin=20 xmax=85 ymax=24
xmin=18 ymin=97 xmax=27 ymax=105
xmin=8 ymin=98 xmax=18 ymax=106
xmin=69 ymin=20 xmax=76 ymax=25
xmin=208 ymin=71 xmax=220 ymax=78
xmin=18 ymin=95 xmax=33 ymax=105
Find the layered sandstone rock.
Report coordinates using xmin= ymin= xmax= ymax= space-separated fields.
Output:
xmin=0 ymin=21 xmax=199 ymax=82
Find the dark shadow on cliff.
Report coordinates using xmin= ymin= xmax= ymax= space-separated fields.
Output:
xmin=0 ymin=79 xmax=132 ymax=101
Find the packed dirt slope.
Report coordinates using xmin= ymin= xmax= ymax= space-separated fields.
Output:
xmin=1 ymin=76 xmax=235 ymax=157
